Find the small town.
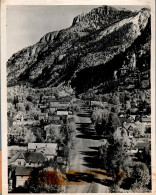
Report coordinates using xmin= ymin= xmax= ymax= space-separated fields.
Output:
xmin=7 ymin=52 xmax=151 ymax=193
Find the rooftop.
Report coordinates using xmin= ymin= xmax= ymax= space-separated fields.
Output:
xmin=23 ymin=152 xmax=45 ymax=163
xmin=10 ymin=151 xmax=45 ymax=163
xmin=15 ymin=167 xmax=32 ymax=176
xmin=135 ymin=142 xmax=150 ymax=149
xmin=28 ymin=143 xmax=57 ymax=150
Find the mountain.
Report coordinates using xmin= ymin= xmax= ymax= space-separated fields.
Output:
xmin=7 ymin=6 xmax=151 ymax=94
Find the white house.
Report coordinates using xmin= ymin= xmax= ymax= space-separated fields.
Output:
xmin=28 ymin=143 xmax=58 ymax=160
xmin=15 ymin=112 xmax=24 ymax=121
xmin=56 ymin=109 xmax=68 ymax=116
xmin=38 ymin=113 xmax=48 ymax=120
xmin=15 ymin=167 xmax=32 ymax=187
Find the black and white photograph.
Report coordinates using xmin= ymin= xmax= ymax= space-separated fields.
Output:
xmin=2 ymin=0 xmax=155 ymax=193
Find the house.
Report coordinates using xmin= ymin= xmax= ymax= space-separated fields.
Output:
xmin=91 ymin=101 xmax=100 ymax=106
xmin=127 ymin=116 xmax=135 ymax=123
xmin=56 ymin=110 xmax=68 ymax=123
xmin=123 ymin=123 xmax=138 ymax=138
xmin=56 ymin=109 xmax=68 ymax=116
xmin=126 ymin=84 xmax=135 ymax=89
xmin=38 ymin=104 xmax=43 ymax=108
xmin=60 ymin=101 xmax=70 ymax=105
xmin=36 ymin=145 xmax=57 ymax=160
xmin=48 ymin=108 xmax=56 ymax=115
xmin=10 ymin=152 xmax=45 ymax=167
xmin=47 ymin=115 xmax=60 ymax=122
xmin=24 ymin=114 xmax=35 ymax=121
xmin=15 ymin=167 xmax=32 ymax=187
xmin=42 ymin=95 xmax=55 ymax=101
xmin=43 ymin=98 xmax=53 ymax=104
xmin=49 ymin=101 xmax=60 ymax=107
xmin=38 ymin=113 xmax=48 ymax=120
xmin=127 ymin=126 xmax=135 ymax=138
xmin=15 ymin=112 xmax=24 ymax=121
xmin=59 ymin=96 xmax=72 ymax=102
xmin=28 ymin=143 xmax=57 ymax=160
xmin=134 ymin=142 xmax=151 ymax=154
xmin=13 ymin=120 xmax=40 ymax=126
xmin=48 ymin=101 xmax=69 ymax=109
xmin=119 ymin=117 xmax=131 ymax=126
xmin=39 ymin=105 xmax=48 ymax=109
xmin=16 ymin=103 xmax=25 ymax=111
xmin=141 ymin=116 xmax=151 ymax=123
xmin=128 ymin=107 xmax=139 ymax=115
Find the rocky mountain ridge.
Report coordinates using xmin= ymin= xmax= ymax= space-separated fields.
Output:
xmin=7 ymin=6 xmax=151 ymax=94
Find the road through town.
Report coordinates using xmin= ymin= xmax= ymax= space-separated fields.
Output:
xmin=65 ymin=105 xmax=110 ymax=193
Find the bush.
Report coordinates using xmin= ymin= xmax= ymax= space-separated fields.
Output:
xmin=24 ymin=168 xmax=62 ymax=193
xmin=131 ymin=162 xmax=150 ymax=187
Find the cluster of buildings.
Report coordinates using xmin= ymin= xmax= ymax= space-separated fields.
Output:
xmin=85 ymin=87 xmax=151 ymax=166
xmin=117 ymin=99 xmax=151 ymax=161
xmin=114 ymin=53 xmax=150 ymax=90
xmin=8 ymin=143 xmax=57 ymax=189
xmin=88 ymin=53 xmax=151 ymax=166
xmin=7 ymin=51 xmax=151 ymax=191
xmin=8 ymin=87 xmax=76 ymax=191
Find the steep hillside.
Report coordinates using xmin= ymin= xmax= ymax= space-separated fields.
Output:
xmin=7 ymin=6 xmax=151 ymax=94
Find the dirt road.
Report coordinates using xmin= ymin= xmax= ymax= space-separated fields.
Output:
xmin=65 ymin=106 xmax=110 ymax=193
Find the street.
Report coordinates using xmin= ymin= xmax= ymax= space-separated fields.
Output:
xmin=65 ymin=105 xmax=110 ymax=193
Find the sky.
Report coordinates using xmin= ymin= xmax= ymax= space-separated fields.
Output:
xmin=6 ymin=5 xmax=149 ymax=59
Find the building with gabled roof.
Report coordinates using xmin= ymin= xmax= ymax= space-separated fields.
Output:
xmin=28 ymin=143 xmax=57 ymax=160
xmin=10 ymin=152 xmax=45 ymax=167
xmin=141 ymin=116 xmax=151 ymax=123
xmin=134 ymin=141 xmax=151 ymax=154
xmin=15 ymin=167 xmax=32 ymax=187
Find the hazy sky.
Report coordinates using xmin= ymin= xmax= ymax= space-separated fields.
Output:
xmin=6 ymin=5 xmax=149 ymax=59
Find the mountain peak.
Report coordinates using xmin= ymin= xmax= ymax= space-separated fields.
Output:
xmin=72 ymin=5 xmax=133 ymax=26
xmin=7 ymin=5 xmax=151 ymax=93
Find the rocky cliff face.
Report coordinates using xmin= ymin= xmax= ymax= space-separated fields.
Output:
xmin=7 ymin=6 xmax=151 ymax=94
